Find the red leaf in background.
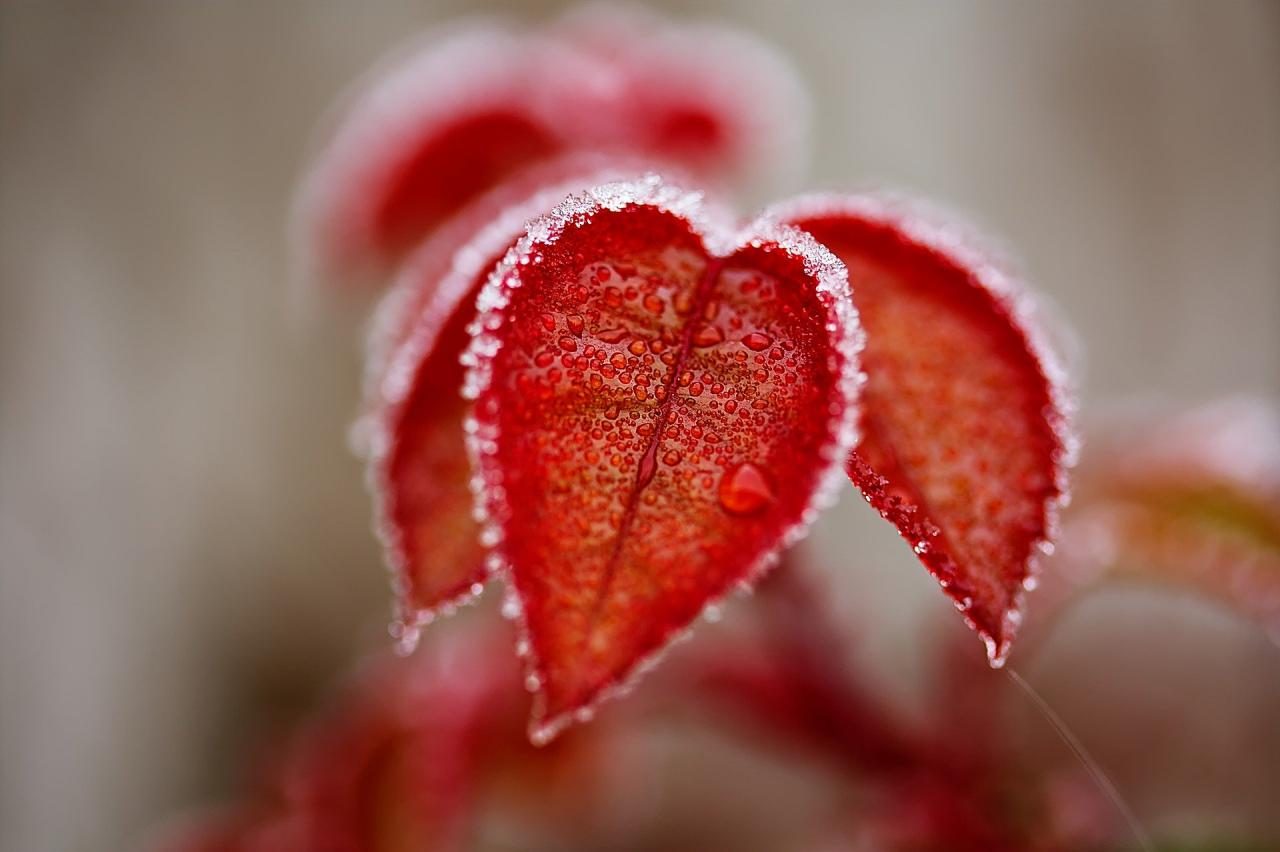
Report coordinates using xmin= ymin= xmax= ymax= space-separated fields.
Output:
xmin=551 ymin=4 xmax=809 ymax=193
xmin=464 ymin=177 xmax=861 ymax=739
xmin=774 ymin=195 xmax=1074 ymax=666
xmin=1052 ymin=397 xmax=1280 ymax=642
xmin=293 ymin=10 xmax=809 ymax=292
xmin=292 ymin=24 xmax=586 ymax=289
xmin=365 ymin=158 xmax=648 ymax=644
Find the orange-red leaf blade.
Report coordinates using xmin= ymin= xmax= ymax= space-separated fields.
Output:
xmin=777 ymin=194 xmax=1074 ymax=665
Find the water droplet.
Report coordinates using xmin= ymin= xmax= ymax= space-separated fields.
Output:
xmin=718 ymin=462 xmax=774 ymax=516
xmin=642 ymin=294 xmax=664 ymax=315
xmin=558 ymin=336 xmax=577 ymax=352
xmin=742 ymin=332 xmax=772 ymax=351
xmin=693 ymin=325 xmax=725 ymax=347
xmin=628 ymin=339 xmax=647 ymax=356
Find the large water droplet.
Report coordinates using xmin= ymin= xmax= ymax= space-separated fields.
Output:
xmin=742 ymin=331 xmax=772 ymax=351
xmin=693 ymin=325 xmax=725 ymax=347
xmin=718 ymin=462 xmax=774 ymax=516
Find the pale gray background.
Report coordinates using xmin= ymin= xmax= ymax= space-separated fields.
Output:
xmin=2 ymin=2 xmax=1278 ymax=851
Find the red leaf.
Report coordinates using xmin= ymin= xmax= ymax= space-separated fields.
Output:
xmin=293 ymin=12 xmax=809 ymax=292
xmin=551 ymin=5 xmax=809 ymax=193
xmin=774 ymin=195 xmax=1074 ymax=666
xmin=464 ymin=177 xmax=861 ymax=740
xmin=366 ymin=159 xmax=647 ymax=644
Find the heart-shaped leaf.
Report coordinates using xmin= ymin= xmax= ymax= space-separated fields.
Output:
xmin=464 ymin=177 xmax=861 ymax=740
xmin=366 ymin=159 xmax=647 ymax=645
xmin=774 ymin=194 xmax=1075 ymax=666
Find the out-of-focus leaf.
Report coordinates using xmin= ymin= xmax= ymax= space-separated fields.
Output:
xmin=294 ymin=8 xmax=808 ymax=292
xmin=1054 ymin=398 xmax=1280 ymax=642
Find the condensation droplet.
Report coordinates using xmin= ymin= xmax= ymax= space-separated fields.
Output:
xmin=718 ymin=462 xmax=774 ymax=516
xmin=742 ymin=331 xmax=772 ymax=351
xmin=693 ymin=325 xmax=725 ymax=347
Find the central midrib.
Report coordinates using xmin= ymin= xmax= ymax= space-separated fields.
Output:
xmin=585 ymin=255 xmax=728 ymax=633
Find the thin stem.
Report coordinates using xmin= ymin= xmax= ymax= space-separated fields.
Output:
xmin=1007 ymin=668 xmax=1154 ymax=852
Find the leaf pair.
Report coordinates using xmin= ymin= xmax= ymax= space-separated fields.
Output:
xmin=373 ymin=175 xmax=1072 ymax=739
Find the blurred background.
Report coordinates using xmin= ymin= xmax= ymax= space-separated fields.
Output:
xmin=2 ymin=2 xmax=1278 ymax=850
